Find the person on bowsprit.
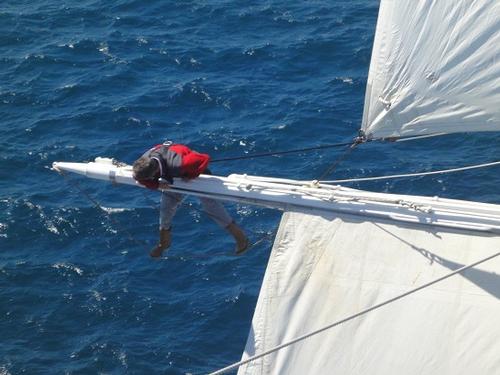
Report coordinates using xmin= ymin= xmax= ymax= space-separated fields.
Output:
xmin=132 ymin=141 xmax=249 ymax=258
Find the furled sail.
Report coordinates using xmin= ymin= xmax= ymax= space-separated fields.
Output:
xmin=238 ymin=211 xmax=500 ymax=375
xmin=362 ymin=0 xmax=500 ymax=139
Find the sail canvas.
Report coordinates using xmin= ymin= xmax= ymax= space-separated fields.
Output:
xmin=362 ymin=0 xmax=500 ymax=139
xmin=238 ymin=211 xmax=500 ymax=375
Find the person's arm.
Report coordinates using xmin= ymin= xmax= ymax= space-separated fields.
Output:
xmin=158 ymin=178 xmax=170 ymax=190
xmin=181 ymin=151 xmax=211 ymax=179
xmin=137 ymin=179 xmax=160 ymax=190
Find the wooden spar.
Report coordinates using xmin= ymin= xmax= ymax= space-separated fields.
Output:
xmin=52 ymin=158 xmax=500 ymax=234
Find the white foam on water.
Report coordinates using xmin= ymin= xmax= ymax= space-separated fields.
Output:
xmin=0 ymin=223 xmax=7 ymax=238
xmin=52 ymin=262 xmax=84 ymax=276
xmin=101 ymin=207 xmax=131 ymax=214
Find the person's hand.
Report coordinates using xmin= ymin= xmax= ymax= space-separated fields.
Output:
xmin=158 ymin=178 xmax=170 ymax=190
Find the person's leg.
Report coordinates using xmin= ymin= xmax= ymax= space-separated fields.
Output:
xmin=199 ymin=197 xmax=249 ymax=254
xmin=150 ymin=191 xmax=184 ymax=257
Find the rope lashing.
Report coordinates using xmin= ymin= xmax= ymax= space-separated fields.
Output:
xmin=322 ymin=160 xmax=500 ymax=184
xmin=207 ymin=249 xmax=500 ymax=375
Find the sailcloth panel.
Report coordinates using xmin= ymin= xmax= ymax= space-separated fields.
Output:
xmin=238 ymin=211 xmax=500 ymax=375
xmin=361 ymin=0 xmax=500 ymax=139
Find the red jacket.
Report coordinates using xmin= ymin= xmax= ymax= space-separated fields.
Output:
xmin=137 ymin=144 xmax=210 ymax=189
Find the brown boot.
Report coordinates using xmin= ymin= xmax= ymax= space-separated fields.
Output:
xmin=150 ymin=228 xmax=171 ymax=258
xmin=226 ymin=222 xmax=249 ymax=255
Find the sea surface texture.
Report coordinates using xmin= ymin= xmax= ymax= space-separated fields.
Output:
xmin=1 ymin=1 xmax=500 ymax=374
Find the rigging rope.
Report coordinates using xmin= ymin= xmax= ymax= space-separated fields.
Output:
xmin=207 ymin=249 xmax=500 ymax=375
xmin=322 ymin=160 xmax=500 ymax=184
xmin=210 ymin=141 xmax=355 ymax=163
xmin=55 ymin=169 xmax=148 ymax=250
xmin=315 ymin=137 xmax=363 ymax=182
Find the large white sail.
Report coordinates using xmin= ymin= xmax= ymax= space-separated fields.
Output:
xmin=362 ymin=0 xmax=500 ymax=139
xmin=238 ymin=211 xmax=500 ymax=375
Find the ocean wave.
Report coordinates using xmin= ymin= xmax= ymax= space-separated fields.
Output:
xmin=100 ymin=207 xmax=133 ymax=214
xmin=169 ymin=79 xmax=231 ymax=110
xmin=0 ymin=223 xmax=8 ymax=238
xmin=52 ymin=262 xmax=84 ymax=276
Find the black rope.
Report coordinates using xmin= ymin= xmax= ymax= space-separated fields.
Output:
xmin=210 ymin=141 xmax=354 ymax=163
xmin=56 ymin=169 xmax=148 ymax=250
xmin=316 ymin=139 xmax=363 ymax=181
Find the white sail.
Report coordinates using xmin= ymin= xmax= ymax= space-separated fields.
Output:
xmin=238 ymin=211 xmax=500 ymax=375
xmin=362 ymin=0 xmax=500 ymax=139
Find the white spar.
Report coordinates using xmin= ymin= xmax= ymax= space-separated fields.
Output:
xmin=53 ymin=158 xmax=500 ymax=234
xmin=53 ymin=159 xmax=137 ymax=186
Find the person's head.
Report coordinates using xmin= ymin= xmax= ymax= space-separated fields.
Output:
xmin=133 ymin=156 xmax=159 ymax=180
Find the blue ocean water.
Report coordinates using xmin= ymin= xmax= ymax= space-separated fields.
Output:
xmin=1 ymin=1 xmax=500 ymax=374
